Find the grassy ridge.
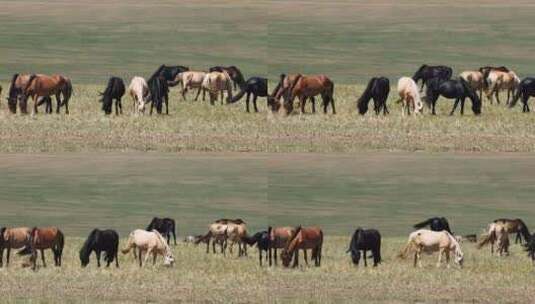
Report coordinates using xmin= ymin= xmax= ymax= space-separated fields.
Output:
xmin=0 ymin=237 xmax=533 ymax=303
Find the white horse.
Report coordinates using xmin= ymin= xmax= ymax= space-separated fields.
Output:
xmin=121 ymin=229 xmax=174 ymax=267
xmin=173 ymin=71 xmax=207 ymax=101
xmin=128 ymin=76 xmax=150 ymax=114
xmin=460 ymin=70 xmax=484 ymax=101
xmin=202 ymin=71 xmax=233 ymax=105
xmin=485 ymin=70 xmax=520 ymax=104
xmin=477 ymin=223 xmax=509 ymax=256
xmin=396 ymin=77 xmax=423 ymax=115
xmin=399 ymin=229 xmax=464 ymax=268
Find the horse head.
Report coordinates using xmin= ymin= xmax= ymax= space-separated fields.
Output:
xmin=461 ymin=78 xmax=481 ymax=115
xmin=281 ymin=226 xmax=302 ymax=267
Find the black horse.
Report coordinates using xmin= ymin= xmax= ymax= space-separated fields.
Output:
xmin=425 ymin=77 xmax=481 ymax=116
xmin=99 ymin=77 xmax=125 ymax=115
xmin=525 ymin=233 xmax=535 ymax=265
xmin=147 ymin=66 xmax=170 ymax=115
xmin=357 ymin=77 xmax=390 ymax=115
xmin=412 ymin=64 xmax=453 ymax=91
xmin=243 ymin=230 xmax=270 ymax=266
xmin=79 ymin=229 xmax=119 ymax=268
xmin=150 ymin=64 xmax=190 ymax=83
xmin=413 ymin=217 xmax=453 ymax=234
xmin=347 ymin=228 xmax=381 ymax=267
xmin=509 ymin=77 xmax=535 ymax=113
xmin=146 ymin=217 xmax=177 ymax=245
xmin=228 ymin=77 xmax=268 ymax=112
xmin=209 ymin=66 xmax=245 ymax=90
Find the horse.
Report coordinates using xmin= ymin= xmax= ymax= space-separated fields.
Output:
xmin=396 ymin=77 xmax=423 ymax=115
xmin=268 ymin=226 xmax=297 ymax=266
xmin=146 ymin=217 xmax=177 ymax=245
xmin=195 ymin=228 xmax=227 ymax=255
xmin=424 ymin=77 xmax=481 ymax=116
xmin=509 ymin=77 xmax=535 ymax=112
xmin=99 ymin=77 xmax=125 ymax=115
xmin=282 ymin=74 xmax=336 ymax=115
xmin=525 ymin=233 xmax=535 ymax=265
xmin=479 ymin=66 xmax=509 ymax=89
xmin=79 ymin=229 xmax=119 ymax=268
xmin=152 ymin=64 xmax=190 ymax=82
xmin=121 ymin=229 xmax=174 ymax=267
xmin=243 ymin=230 xmax=270 ymax=266
xmin=459 ymin=71 xmax=484 ymax=101
xmin=18 ymin=227 xmax=64 ymax=270
xmin=169 ymin=71 xmax=207 ymax=101
xmin=228 ymin=77 xmax=268 ymax=113
xmin=485 ymin=70 xmax=520 ymax=104
xmin=412 ymin=64 xmax=453 ymax=92
xmin=413 ymin=217 xmax=453 ymax=234
xmin=214 ymin=219 xmax=249 ymax=256
xmin=347 ymin=228 xmax=381 ymax=267
xmin=281 ymin=226 xmax=323 ymax=268
xmin=0 ymin=227 xmax=31 ymax=267
xmin=147 ymin=76 xmax=170 ymax=115
xmin=7 ymin=73 xmax=35 ymax=113
xmin=493 ymin=218 xmax=531 ymax=244
xmin=398 ymin=229 xmax=464 ymax=268
xmin=209 ymin=66 xmax=245 ymax=90
xmin=202 ymin=71 xmax=233 ymax=105
xmin=127 ymin=76 xmax=150 ymax=114
xmin=477 ymin=222 xmax=510 ymax=256
xmin=357 ymin=77 xmax=390 ymax=115
xmin=20 ymin=74 xmax=72 ymax=115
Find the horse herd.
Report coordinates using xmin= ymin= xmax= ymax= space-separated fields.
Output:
xmin=4 ymin=64 xmax=535 ymax=117
xmin=1 ymin=216 xmax=534 ymax=271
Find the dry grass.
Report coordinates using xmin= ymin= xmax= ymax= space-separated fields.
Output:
xmin=1 ymin=83 xmax=535 ymax=153
xmin=0 ymin=236 xmax=533 ymax=303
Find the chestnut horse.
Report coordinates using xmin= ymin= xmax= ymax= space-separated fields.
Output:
xmin=0 ymin=227 xmax=31 ymax=267
xmin=280 ymin=226 xmax=323 ymax=268
xmin=21 ymin=74 xmax=72 ymax=115
xmin=19 ymin=227 xmax=64 ymax=270
xmin=275 ymin=74 xmax=335 ymax=115
xmin=7 ymin=73 xmax=39 ymax=114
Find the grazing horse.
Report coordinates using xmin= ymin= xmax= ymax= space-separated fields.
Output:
xmin=281 ymin=226 xmax=323 ymax=268
xmin=425 ymin=77 xmax=481 ymax=116
xmin=413 ymin=217 xmax=453 ymax=234
xmin=169 ymin=71 xmax=207 ymax=101
xmin=19 ymin=227 xmax=64 ymax=270
xmin=7 ymin=73 xmax=35 ymax=113
xmin=146 ymin=217 xmax=177 ymax=245
xmin=128 ymin=76 xmax=150 ymax=114
xmin=399 ymin=229 xmax=464 ymax=268
xmin=282 ymin=74 xmax=335 ymax=115
xmin=80 ymin=229 xmax=119 ymax=268
xmin=216 ymin=219 xmax=248 ymax=256
xmin=21 ymin=74 xmax=72 ymax=115
xmin=459 ymin=71 xmax=484 ymax=101
xmin=202 ymin=71 xmax=233 ymax=105
xmin=228 ymin=77 xmax=268 ymax=113
xmin=153 ymin=64 xmax=190 ymax=82
xmin=525 ymin=233 xmax=535 ymax=265
xmin=268 ymin=226 xmax=297 ymax=266
xmin=478 ymin=223 xmax=510 ymax=256
xmin=347 ymin=228 xmax=381 ymax=267
xmin=0 ymin=227 xmax=31 ymax=267
xmin=121 ymin=229 xmax=174 ymax=267
xmin=243 ymin=230 xmax=270 ymax=266
xmin=509 ymin=77 xmax=535 ymax=113
xmin=396 ymin=77 xmax=423 ymax=115
xmin=147 ymin=76 xmax=170 ymax=115
xmin=99 ymin=77 xmax=125 ymax=115
xmin=493 ymin=218 xmax=531 ymax=244
xmin=357 ymin=77 xmax=390 ymax=115
xmin=209 ymin=66 xmax=245 ymax=90
xmin=485 ymin=70 xmax=520 ymax=104
xmin=412 ymin=64 xmax=453 ymax=91
xmin=479 ymin=66 xmax=509 ymax=89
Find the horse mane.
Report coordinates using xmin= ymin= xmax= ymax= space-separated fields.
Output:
xmin=229 ymin=66 xmax=245 ymax=87
xmin=152 ymin=229 xmax=170 ymax=252
xmin=146 ymin=217 xmax=158 ymax=230
xmin=357 ymin=77 xmax=377 ymax=115
xmin=80 ymin=229 xmax=98 ymax=262
xmin=285 ymin=74 xmax=302 ymax=103
xmin=23 ymin=74 xmax=38 ymax=94
xmin=284 ymin=225 xmax=302 ymax=254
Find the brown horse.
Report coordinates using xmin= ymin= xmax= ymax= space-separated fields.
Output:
xmin=21 ymin=74 xmax=72 ymax=115
xmin=280 ymin=226 xmax=323 ymax=268
xmin=493 ymin=218 xmax=531 ymax=244
xmin=7 ymin=73 xmax=37 ymax=113
xmin=273 ymin=74 xmax=335 ymax=115
xmin=268 ymin=226 xmax=296 ymax=266
xmin=0 ymin=227 xmax=31 ymax=267
xmin=20 ymin=227 xmax=64 ymax=270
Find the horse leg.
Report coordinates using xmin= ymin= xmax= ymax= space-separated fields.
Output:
xmin=292 ymin=250 xmax=299 ymax=268
xmin=115 ymin=251 xmax=119 ymax=268
xmin=0 ymin=247 xmax=3 ymax=267
xmin=138 ymin=248 xmax=143 ymax=267
xmin=303 ymin=249 xmax=308 ymax=266
xmin=96 ymin=250 xmax=101 ymax=267
xmin=450 ymin=98 xmax=460 ymax=116
xmin=41 ymin=249 xmax=46 ymax=267
xmin=436 ymin=248 xmax=443 ymax=268
xmin=119 ymin=98 xmax=123 ymax=115
xmin=460 ymin=97 xmax=466 ymax=115
xmin=165 ymin=96 xmax=169 ymax=115
xmin=5 ymin=247 xmax=10 ymax=267
xmin=153 ymin=251 xmax=157 ymax=265
xmin=253 ymin=95 xmax=259 ymax=113
xmin=311 ymin=96 xmax=316 ymax=113
xmin=259 ymin=248 xmax=262 ymax=266
xmin=300 ymin=96 xmax=306 ymax=114
xmin=268 ymin=247 xmax=272 ymax=266
xmin=143 ymin=248 xmax=152 ymax=267
xmin=246 ymin=93 xmax=250 ymax=113
xmin=516 ymin=232 xmax=521 ymax=244
xmin=274 ymin=248 xmax=278 ymax=265
xmin=495 ymin=90 xmax=501 ymax=105
xmin=363 ymin=250 xmax=368 ymax=267
xmin=220 ymin=90 xmax=224 ymax=105
xmin=413 ymin=251 xmax=418 ymax=268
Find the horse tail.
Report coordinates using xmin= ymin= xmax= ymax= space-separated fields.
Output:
xmin=61 ymin=78 xmax=72 ymax=106
xmin=357 ymin=78 xmax=376 ymax=115
xmin=413 ymin=218 xmax=433 ymax=229
xmin=509 ymin=82 xmax=524 ymax=108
